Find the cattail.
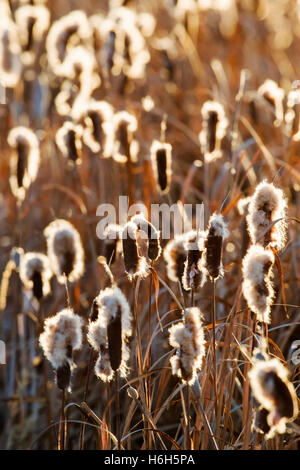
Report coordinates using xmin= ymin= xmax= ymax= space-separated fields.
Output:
xmin=252 ymin=406 xmax=271 ymax=435
xmin=150 ymin=140 xmax=172 ymax=194
xmin=182 ymin=230 xmax=206 ymax=291
xmin=15 ymin=4 xmax=50 ymax=64
xmin=237 ymin=196 xmax=251 ymax=258
xmin=203 ymin=213 xmax=228 ymax=280
xmin=249 ymin=345 xmax=299 ymax=439
xmin=242 ymin=245 xmax=275 ymax=324
xmin=246 ymin=181 xmax=288 ymax=252
xmin=19 ymin=252 xmax=52 ymax=301
xmin=56 ymin=121 xmax=83 ymax=164
xmin=103 ymin=224 xmax=122 ymax=265
xmin=39 ymin=308 xmax=83 ymax=390
xmin=257 ymin=79 xmax=285 ymax=127
xmin=110 ymin=111 xmax=139 ymax=163
xmin=164 ymin=234 xmax=187 ymax=287
xmin=46 ymin=10 xmax=92 ymax=77
xmin=8 ymin=126 xmax=40 ymax=201
xmin=131 ymin=213 xmax=161 ymax=262
xmin=44 ymin=219 xmax=85 ymax=284
xmin=121 ymin=221 xmax=149 ymax=280
xmin=285 ymin=88 xmax=300 ymax=138
xmin=97 ymin=8 xmax=150 ymax=80
xmin=80 ymin=100 xmax=114 ymax=155
xmin=87 ymin=286 xmax=132 ymax=382
xmin=0 ymin=16 xmax=22 ymax=88
xmin=168 ymin=307 xmax=206 ymax=384
xmin=199 ymin=101 xmax=228 ymax=163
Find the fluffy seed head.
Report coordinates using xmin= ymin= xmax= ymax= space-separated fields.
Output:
xmin=19 ymin=252 xmax=52 ymax=300
xmin=249 ymin=346 xmax=299 ymax=439
xmin=15 ymin=4 xmax=50 ymax=64
xmin=122 ymin=221 xmax=149 ymax=280
xmin=199 ymin=101 xmax=228 ymax=163
xmin=109 ymin=111 xmax=139 ymax=163
xmin=169 ymin=307 xmax=206 ymax=384
xmin=8 ymin=126 xmax=40 ymax=201
xmin=242 ymin=245 xmax=275 ymax=324
xmin=203 ymin=213 xmax=228 ymax=280
xmin=0 ymin=16 xmax=22 ymax=88
xmin=56 ymin=121 xmax=83 ymax=164
xmin=44 ymin=219 xmax=85 ymax=284
xmin=39 ymin=308 xmax=83 ymax=388
xmin=257 ymin=79 xmax=285 ymax=127
xmin=103 ymin=224 xmax=122 ymax=265
xmin=150 ymin=140 xmax=172 ymax=194
xmin=87 ymin=286 xmax=132 ymax=382
xmin=163 ymin=233 xmax=187 ymax=286
xmin=246 ymin=181 xmax=288 ymax=251
xmin=131 ymin=213 xmax=161 ymax=262
xmin=80 ymin=100 xmax=114 ymax=155
xmin=46 ymin=10 xmax=92 ymax=76
xmin=182 ymin=230 xmax=206 ymax=291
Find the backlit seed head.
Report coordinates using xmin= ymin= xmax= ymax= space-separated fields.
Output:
xmin=169 ymin=307 xmax=206 ymax=385
xmin=150 ymin=140 xmax=172 ymax=194
xmin=56 ymin=121 xmax=83 ymax=164
xmin=242 ymin=245 xmax=275 ymax=324
xmin=122 ymin=221 xmax=149 ymax=280
xmin=80 ymin=100 xmax=114 ymax=155
xmin=44 ymin=219 xmax=85 ymax=284
xmin=15 ymin=4 xmax=50 ymax=64
xmin=202 ymin=213 xmax=228 ymax=280
xmin=182 ymin=230 xmax=206 ymax=291
xmin=109 ymin=111 xmax=139 ymax=163
xmin=246 ymin=181 xmax=288 ymax=252
xmin=8 ymin=126 xmax=40 ymax=201
xmin=103 ymin=224 xmax=122 ymax=265
xmin=19 ymin=252 xmax=52 ymax=301
xmin=249 ymin=346 xmax=299 ymax=439
xmin=87 ymin=286 xmax=132 ymax=382
xmin=257 ymin=79 xmax=285 ymax=127
xmin=0 ymin=16 xmax=22 ymax=88
xmin=131 ymin=214 xmax=161 ymax=262
xmin=39 ymin=308 xmax=83 ymax=389
xmin=163 ymin=234 xmax=187 ymax=286
xmin=46 ymin=10 xmax=92 ymax=76
xmin=199 ymin=101 xmax=228 ymax=163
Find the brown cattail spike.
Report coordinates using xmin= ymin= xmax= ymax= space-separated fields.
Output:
xmin=203 ymin=213 xmax=228 ymax=280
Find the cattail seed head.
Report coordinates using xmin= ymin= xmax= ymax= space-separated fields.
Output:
xmin=246 ymin=181 xmax=288 ymax=252
xmin=242 ymin=245 xmax=275 ymax=324
xmin=169 ymin=307 xmax=206 ymax=385
xmin=131 ymin=213 xmax=161 ymax=262
xmin=122 ymin=221 xmax=149 ymax=280
xmin=46 ymin=10 xmax=92 ymax=77
xmin=44 ymin=219 xmax=85 ymax=284
xmin=0 ymin=16 xmax=22 ymax=88
xmin=203 ymin=213 xmax=228 ymax=280
xmin=109 ymin=111 xmax=139 ymax=163
xmin=199 ymin=101 xmax=228 ymax=163
xmin=150 ymin=140 xmax=172 ymax=195
xmin=103 ymin=224 xmax=122 ymax=265
xmin=39 ymin=308 xmax=83 ymax=389
xmin=249 ymin=346 xmax=299 ymax=439
xmin=80 ymin=100 xmax=114 ymax=155
xmin=8 ymin=126 xmax=40 ymax=201
xmin=19 ymin=252 xmax=52 ymax=301
xmin=257 ymin=79 xmax=285 ymax=127
xmin=15 ymin=5 xmax=50 ymax=64
xmin=87 ymin=286 xmax=132 ymax=382
xmin=182 ymin=230 xmax=206 ymax=291
xmin=163 ymin=233 xmax=187 ymax=287
xmin=56 ymin=121 xmax=83 ymax=164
